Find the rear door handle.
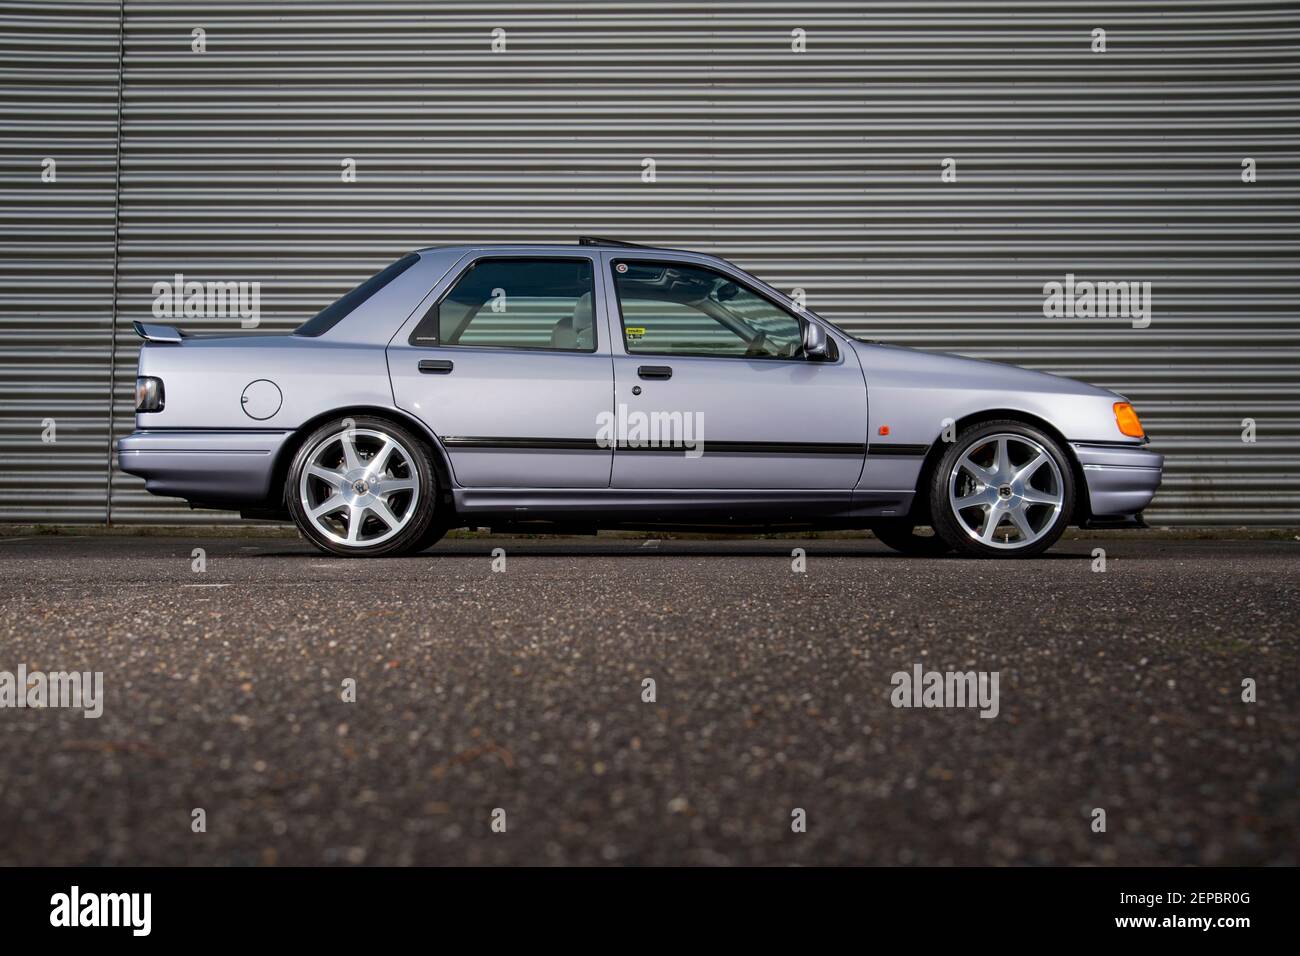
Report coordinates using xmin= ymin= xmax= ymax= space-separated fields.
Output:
xmin=637 ymin=365 xmax=672 ymax=380
xmin=418 ymin=359 xmax=454 ymax=374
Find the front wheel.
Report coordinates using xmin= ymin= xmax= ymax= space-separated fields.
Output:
xmin=287 ymin=416 xmax=440 ymax=557
xmin=929 ymin=421 xmax=1075 ymax=558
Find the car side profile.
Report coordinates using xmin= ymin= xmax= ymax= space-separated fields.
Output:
xmin=118 ymin=238 xmax=1163 ymax=558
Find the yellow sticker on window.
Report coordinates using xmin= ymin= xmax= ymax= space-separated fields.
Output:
xmin=625 ymin=326 xmax=646 ymax=340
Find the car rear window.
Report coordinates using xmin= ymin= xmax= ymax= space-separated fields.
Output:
xmin=294 ymin=253 xmax=420 ymax=337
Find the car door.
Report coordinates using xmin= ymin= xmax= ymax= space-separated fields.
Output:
xmin=388 ymin=254 xmax=614 ymax=487
xmin=604 ymin=254 xmax=868 ymax=491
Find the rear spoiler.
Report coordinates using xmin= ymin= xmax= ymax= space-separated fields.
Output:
xmin=133 ymin=321 xmax=186 ymax=344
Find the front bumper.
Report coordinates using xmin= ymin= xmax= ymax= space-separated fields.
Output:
xmin=117 ymin=429 xmax=292 ymax=505
xmin=1071 ymin=441 xmax=1164 ymax=518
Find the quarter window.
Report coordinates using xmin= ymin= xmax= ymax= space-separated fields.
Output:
xmin=409 ymin=258 xmax=596 ymax=351
xmin=295 ymin=253 xmax=420 ymax=337
xmin=611 ymin=260 xmax=804 ymax=359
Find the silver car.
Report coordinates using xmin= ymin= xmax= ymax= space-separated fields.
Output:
xmin=118 ymin=238 xmax=1163 ymax=558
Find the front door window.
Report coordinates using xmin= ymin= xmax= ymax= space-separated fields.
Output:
xmin=611 ymin=260 xmax=803 ymax=359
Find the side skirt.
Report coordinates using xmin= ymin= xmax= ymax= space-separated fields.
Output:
xmin=451 ymin=487 xmax=913 ymax=526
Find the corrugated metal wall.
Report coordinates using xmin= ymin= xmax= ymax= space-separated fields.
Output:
xmin=4 ymin=1 xmax=1298 ymax=524
xmin=0 ymin=0 xmax=121 ymax=521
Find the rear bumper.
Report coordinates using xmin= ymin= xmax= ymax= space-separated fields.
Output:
xmin=1071 ymin=442 xmax=1164 ymax=518
xmin=116 ymin=429 xmax=291 ymax=505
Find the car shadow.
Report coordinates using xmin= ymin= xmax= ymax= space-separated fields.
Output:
xmin=251 ymin=543 xmax=1085 ymax=561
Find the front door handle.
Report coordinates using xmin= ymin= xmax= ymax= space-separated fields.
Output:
xmin=637 ymin=365 xmax=672 ymax=380
xmin=418 ymin=359 xmax=454 ymax=374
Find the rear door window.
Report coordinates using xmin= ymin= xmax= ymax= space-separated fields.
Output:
xmin=408 ymin=257 xmax=596 ymax=352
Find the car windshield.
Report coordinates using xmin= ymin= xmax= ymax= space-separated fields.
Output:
xmin=294 ymin=253 xmax=420 ymax=337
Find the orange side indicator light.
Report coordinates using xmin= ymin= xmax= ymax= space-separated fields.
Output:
xmin=878 ymin=425 xmax=890 ymax=436
xmin=1114 ymin=402 xmax=1145 ymax=438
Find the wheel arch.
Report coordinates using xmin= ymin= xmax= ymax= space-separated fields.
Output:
xmin=910 ymin=408 xmax=1090 ymax=525
xmin=269 ymin=405 xmax=457 ymax=512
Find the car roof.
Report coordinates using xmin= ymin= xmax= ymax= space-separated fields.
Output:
xmin=412 ymin=239 xmax=726 ymax=263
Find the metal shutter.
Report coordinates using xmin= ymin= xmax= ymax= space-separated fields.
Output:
xmin=0 ymin=0 xmax=121 ymax=521
xmin=8 ymin=2 xmax=1300 ymax=524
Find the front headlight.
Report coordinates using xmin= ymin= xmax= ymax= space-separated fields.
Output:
xmin=135 ymin=376 xmax=165 ymax=412
xmin=1113 ymin=402 xmax=1144 ymax=438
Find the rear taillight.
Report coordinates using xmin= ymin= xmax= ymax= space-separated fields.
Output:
xmin=135 ymin=376 xmax=164 ymax=412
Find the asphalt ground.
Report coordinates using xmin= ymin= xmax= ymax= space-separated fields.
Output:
xmin=0 ymin=532 xmax=1295 ymax=866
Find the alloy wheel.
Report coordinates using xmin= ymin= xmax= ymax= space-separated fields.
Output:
xmin=298 ymin=426 xmax=421 ymax=547
xmin=946 ymin=432 xmax=1065 ymax=550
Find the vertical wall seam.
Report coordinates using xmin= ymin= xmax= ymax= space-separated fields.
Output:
xmin=104 ymin=0 xmax=125 ymax=526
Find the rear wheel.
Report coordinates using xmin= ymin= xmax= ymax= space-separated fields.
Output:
xmin=929 ymin=420 xmax=1074 ymax=558
xmin=287 ymin=416 xmax=439 ymax=557
xmin=870 ymin=520 xmax=952 ymax=556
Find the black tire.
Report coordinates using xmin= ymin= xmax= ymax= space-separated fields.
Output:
xmin=929 ymin=419 xmax=1075 ymax=558
xmin=870 ymin=520 xmax=952 ymax=556
xmin=286 ymin=415 xmax=440 ymax=557
xmin=408 ymin=514 xmax=451 ymax=554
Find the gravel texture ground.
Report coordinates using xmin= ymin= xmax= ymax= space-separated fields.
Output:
xmin=0 ymin=532 xmax=1295 ymax=865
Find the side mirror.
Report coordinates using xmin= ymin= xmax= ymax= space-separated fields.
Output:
xmin=801 ymin=321 xmax=830 ymax=360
